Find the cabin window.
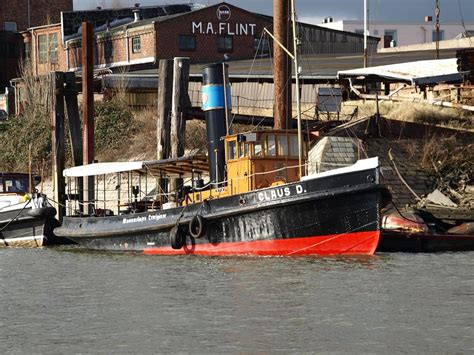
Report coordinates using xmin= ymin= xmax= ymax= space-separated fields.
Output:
xmin=267 ymin=135 xmax=276 ymax=156
xmin=228 ymin=140 xmax=237 ymax=160
xmin=239 ymin=142 xmax=248 ymax=158
xmin=277 ymin=135 xmax=288 ymax=156
xmin=289 ymin=135 xmax=298 ymax=156
xmin=254 ymin=141 xmax=263 ymax=157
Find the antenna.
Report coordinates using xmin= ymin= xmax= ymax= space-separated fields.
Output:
xmin=435 ymin=0 xmax=440 ymax=59
xmin=364 ymin=0 xmax=368 ymax=67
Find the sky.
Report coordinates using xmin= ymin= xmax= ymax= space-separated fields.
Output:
xmin=73 ymin=0 xmax=474 ymax=25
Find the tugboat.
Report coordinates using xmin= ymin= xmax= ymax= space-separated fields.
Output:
xmin=53 ymin=1 xmax=391 ymax=255
xmin=0 ymin=173 xmax=58 ymax=247
xmin=54 ymin=60 xmax=390 ymax=255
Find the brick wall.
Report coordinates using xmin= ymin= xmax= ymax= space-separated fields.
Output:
xmin=155 ymin=5 xmax=271 ymax=63
xmin=68 ymin=24 xmax=157 ymax=70
xmin=0 ymin=0 xmax=72 ymax=32
xmin=28 ymin=24 xmax=67 ymax=76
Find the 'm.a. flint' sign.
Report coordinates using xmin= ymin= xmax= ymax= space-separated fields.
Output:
xmin=192 ymin=4 xmax=257 ymax=36
xmin=192 ymin=22 xmax=256 ymax=36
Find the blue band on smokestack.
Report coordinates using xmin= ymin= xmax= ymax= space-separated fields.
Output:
xmin=202 ymin=85 xmax=232 ymax=111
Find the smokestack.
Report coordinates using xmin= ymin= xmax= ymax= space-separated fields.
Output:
xmin=201 ymin=63 xmax=231 ymax=185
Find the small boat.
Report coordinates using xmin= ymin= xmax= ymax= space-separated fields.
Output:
xmin=378 ymin=207 xmax=474 ymax=252
xmin=0 ymin=173 xmax=58 ymax=247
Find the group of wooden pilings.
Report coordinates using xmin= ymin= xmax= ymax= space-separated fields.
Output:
xmin=50 ymin=22 xmax=96 ymax=221
xmin=50 ymin=55 xmax=192 ymax=220
xmin=156 ymin=57 xmax=191 ymax=204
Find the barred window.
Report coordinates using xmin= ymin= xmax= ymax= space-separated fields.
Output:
xmin=132 ymin=36 xmax=141 ymax=53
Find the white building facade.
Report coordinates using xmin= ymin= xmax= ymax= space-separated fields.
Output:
xmin=320 ymin=20 xmax=474 ymax=49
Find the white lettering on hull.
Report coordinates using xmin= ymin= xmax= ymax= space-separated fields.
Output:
xmin=257 ymin=185 xmax=307 ymax=203
xmin=122 ymin=213 xmax=166 ymax=224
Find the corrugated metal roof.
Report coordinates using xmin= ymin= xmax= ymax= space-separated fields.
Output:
xmin=337 ymin=58 xmax=464 ymax=85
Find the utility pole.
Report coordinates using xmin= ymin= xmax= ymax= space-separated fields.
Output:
xmin=435 ymin=0 xmax=440 ymax=59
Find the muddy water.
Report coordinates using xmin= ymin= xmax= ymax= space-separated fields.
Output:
xmin=1 ymin=248 xmax=473 ymax=353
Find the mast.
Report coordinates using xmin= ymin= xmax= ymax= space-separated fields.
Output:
xmin=273 ymin=0 xmax=292 ymax=130
xmin=364 ymin=0 xmax=368 ymax=67
xmin=290 ymin=0 xmax=303 ymax=178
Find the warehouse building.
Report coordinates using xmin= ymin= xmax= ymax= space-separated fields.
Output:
xmin=21 ymin=2 xmax=379 ymax=76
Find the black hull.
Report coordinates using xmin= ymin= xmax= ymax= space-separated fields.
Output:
xmin=55 ymin=164 xmax=390 ymax=255
xmin=0 ymin=206 xmax=60 ymax=247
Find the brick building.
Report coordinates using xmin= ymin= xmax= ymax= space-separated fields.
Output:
xmin=0 ymin=0 xmax=72 ymax=33
xmin=0 ymin=0 xmax=72 ymax=94
xmin=22 ymin=2 xmax=378 ymax=76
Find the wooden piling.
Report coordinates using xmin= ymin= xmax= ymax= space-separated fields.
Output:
xmin=64 ymin=72 xmax=83 ymax=213
xmin=82 ymin=21 xmax=95 ymax=215
xmin=51 ymin=72 xmax=66 ymax=220
xmin=157 ymin=59 xmax=173 ymax=160
xmin=170 ymin=57 xmax=190 ymax=159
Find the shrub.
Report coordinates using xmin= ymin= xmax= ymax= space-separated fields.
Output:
xmin=94 ymin=99 xmax=136 ymax=152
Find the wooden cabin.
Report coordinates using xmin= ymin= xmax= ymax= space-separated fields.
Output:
xmin=188 ymin=130 xmax=307 ymax=203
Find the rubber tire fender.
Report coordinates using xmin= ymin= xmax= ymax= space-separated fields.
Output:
xmin=189 ymin=215 xmax=206 ymax=239
xmin=170 ymin=225 xmax=184 ymax=249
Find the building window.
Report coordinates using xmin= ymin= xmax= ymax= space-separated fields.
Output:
xmin=48 ymin=33 xmax=58 ymax=62
xmin=217 ymin=36 xmax=233 ymax=52
xmin=104 ymin=40 xmax=113 ymax=60
xmin=38 ymin=34 xmax=47 ymax=63
xmin=132 ymin=36 xmax=141 ymax=53
xmin=4 ymin=22 xmax=17 ymax=32
xmin=24 ymin=42 xmax=31 ymax=61
xmin=432 ymin=30 xmax=445 ymax=41
xmin=383 ymin=29 xmax=397 ymax=48
xmin=179 ymin=35 xmax=196 ymax=51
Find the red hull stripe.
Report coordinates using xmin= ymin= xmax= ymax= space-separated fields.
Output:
xmin=143 ymin=231 xmax=380 ymax=256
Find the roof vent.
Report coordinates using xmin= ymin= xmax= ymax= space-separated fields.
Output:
xmin=133 ymin=8 xmax=141 ymax=22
